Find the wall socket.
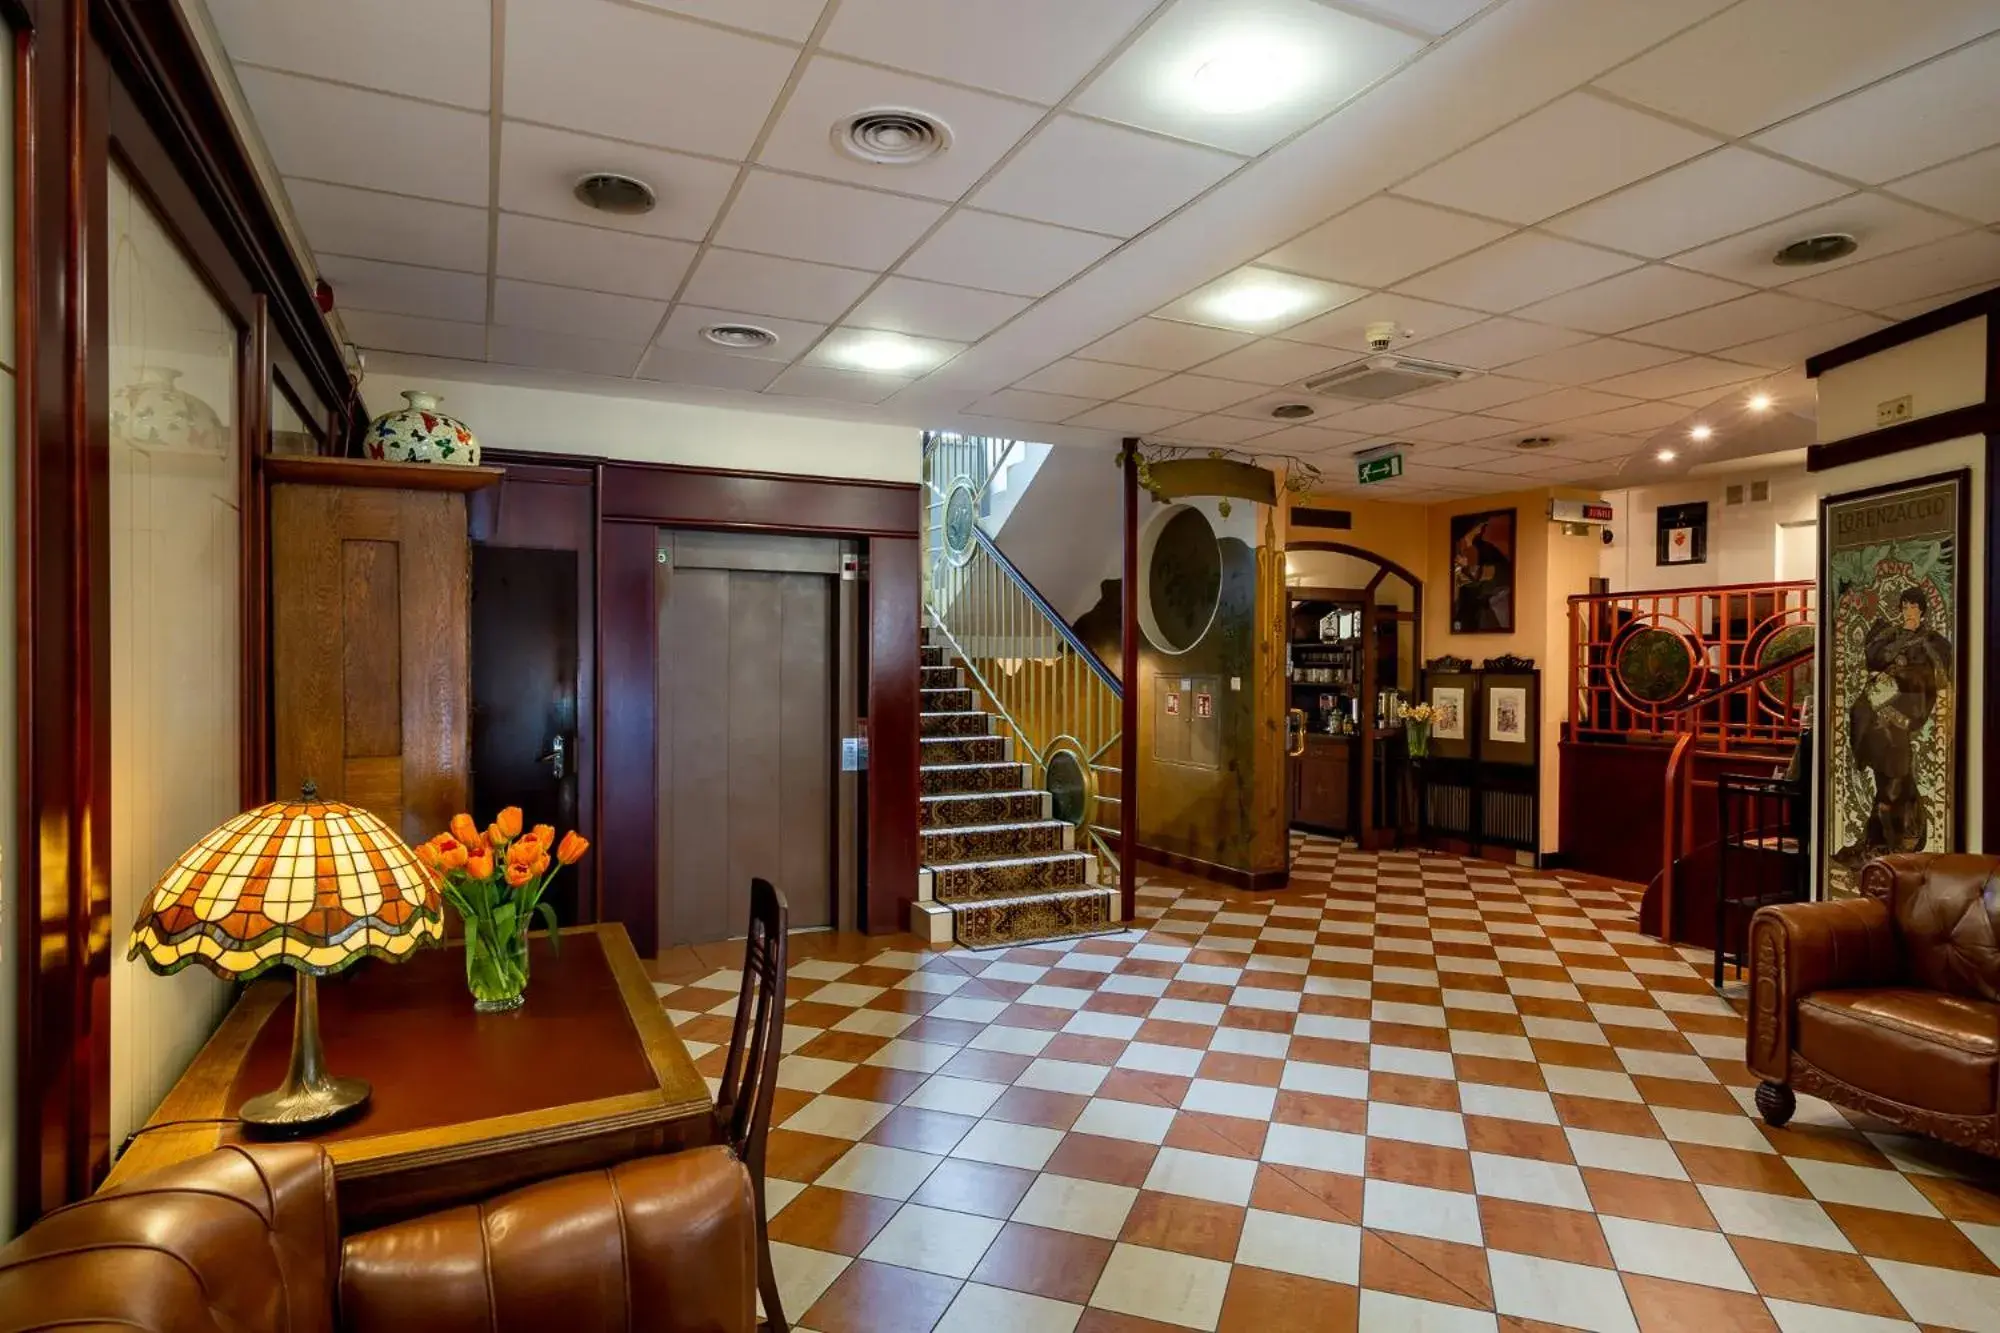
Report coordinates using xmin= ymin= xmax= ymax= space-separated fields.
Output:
xmin=1877 ymin=394 xmax=1914 ymax=427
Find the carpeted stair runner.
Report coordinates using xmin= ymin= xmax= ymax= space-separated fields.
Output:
xmin=913 ymin=634 xmax=1119 ymax=949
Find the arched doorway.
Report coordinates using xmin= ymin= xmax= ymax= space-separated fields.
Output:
xmin=1283 ymin=542 xmax=1424 ymax=857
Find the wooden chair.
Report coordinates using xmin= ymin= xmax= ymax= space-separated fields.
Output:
xmin=715 ymin=878 xmax=790 ymax=1333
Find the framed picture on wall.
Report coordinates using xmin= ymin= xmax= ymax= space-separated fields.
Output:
xmin=1657 ymin=501 xmax=1709 ymax=565
xmin=1488 ymin=686 xmax=1528 ymax=743
xmin=1431 ymin=685 xmax=1466 ymax=741
xmin=1449 ymin=508 xmax=1515 ymax=633
xmin=1818 ymin=470 xmax=1968 ymax=899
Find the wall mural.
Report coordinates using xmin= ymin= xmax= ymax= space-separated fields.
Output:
xmin=1449 ymin=508 xmax=1516 ymax=633
xmin=1820 ymin=471 xmax=1967 ymax=898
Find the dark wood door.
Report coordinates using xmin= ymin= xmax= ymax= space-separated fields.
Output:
xmin=472 ymin=545 xmax=587 ymax=925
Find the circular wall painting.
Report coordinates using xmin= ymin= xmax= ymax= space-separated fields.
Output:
xmin=1615 ymin=627 xmax=1695 ymax=705
xmin=1046 ymin=750 xmax=1089 ymax=828
xmin=943 ymin=481 xmax=977 ymax=566
xmin=1757 ymin=623 xmax=1816 ymax=709
xmin=1145 ymin=507 xmax=1222 ymax=653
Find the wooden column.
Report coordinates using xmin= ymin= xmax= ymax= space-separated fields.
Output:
xmin=1119 ymin=441 xmax=1140 ymax=921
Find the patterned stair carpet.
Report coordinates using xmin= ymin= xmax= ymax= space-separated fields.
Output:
xmin=917 ymin=637 xmax=1119 ymax=949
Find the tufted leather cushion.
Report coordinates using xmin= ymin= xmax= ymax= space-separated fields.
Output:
xmin=1867 ymin=853 xmax=2000 ymax=1003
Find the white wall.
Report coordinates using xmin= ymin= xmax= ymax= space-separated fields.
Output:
xmin=986 ymin=441 xmax=1125 ymax=622
xmin=364 ymin=371 xmax=922 ymax=483
xmin=1598 ymin=464 xmax=1820 ymax=592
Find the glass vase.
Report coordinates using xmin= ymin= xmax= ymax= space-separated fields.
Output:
xmin=465 ymin=920 xmax=529 ymax=1012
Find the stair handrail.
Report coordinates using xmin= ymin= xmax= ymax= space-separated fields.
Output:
xmin=972 ymin=527 xmax=1121 ymax=695
xmin=1661 ymin=646 xmax=1812 ymax=719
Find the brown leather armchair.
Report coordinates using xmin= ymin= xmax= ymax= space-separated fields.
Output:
xmin=0 ymin=1142 xmax=757 ymax=1333
xmin=1747 ymin=852 xmax=2000 ymax=1156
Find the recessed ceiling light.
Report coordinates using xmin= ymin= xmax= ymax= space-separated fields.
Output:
xmin=825 ymin=333 xmax=936 ymax=375
xmin=1270 ymin=403 xmax=1315 ymax=420
xmin=1187 ymin=38 xmax=1310 ymax=114
xmin=833 ymin=108 xmax=951 ymax=165
xmin=1748 ymin=393 xmax=1773 ymax=412
xmin=574 ymin=171 xmax=657 ymax=215
xmin=702 ymin=323 xmax=778 ymax=351
xmin=1773 ymin=233 xmax=1857 ymax=267
xmin=1209 ymin=282 xmax=1311 ymax=325
xmin=1689 ymin=424 xmax=1713 ymax=442
xmin=1516 ymin=435 xmax=1556 ymax=451
xmin=1657 ymin=449 xmax=1677 ymax=463
xmin=1168 ymin=266 xmax=1350 ymax=334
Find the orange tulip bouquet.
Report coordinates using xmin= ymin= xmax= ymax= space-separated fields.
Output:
xmin=417 ymin=807 xmax=589 ymax=1012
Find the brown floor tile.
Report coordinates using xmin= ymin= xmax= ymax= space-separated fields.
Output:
xmin=988 ymin=1085 xmax=1088 ymax=1131
xmin=1273 ymin=1089 xmax=1368 ymax=1135
xmin=1165 ymin=1110 xmax=1269 ymax=1159
xmin=1288 ymin=1035 xmax=1369 ymax=1068
xmin=1914 ymin=1173 xmax=2000 ymax=1224
xmin=1478 ymin=1197 xmax=1613 ymax=1268
xmin=1825 ymin=1201 xmax=2000 ymax=1274
xmin=1216 ymin=1266 xmax=1360 ymax=1332
xmin=1674 ymin=1143 xmax=1809 ymax=1197
xmin=1372 ymin=1022 xmax=1453 ymax=1052
xmin=1755 ymin=1123 xmax=1893 ymax=1168
xmin=1097 ymin=1068 xmax=1191 ymax=1108
xmin=802 ymin=1257 xmax=961 ymax=1333
xmin=1076 ymin=1308 xmax=1197 ymax=1332
xmin=865 ymin=1106 xmax=976 ymax=1155
xmin=1582 ymin=1168 xmax=1718 ymax=1229
xmin=1222 ymin=1006 xmax=1298 ymax=1033
xmin=1366 ymin=1139 xmax=1475 ymax=1193
xmin=908 ymin=1158 xmax=1036 ymax=1219
xmin=1630 ymin=1077 xmax=1744 ymax=1114
xmin=1554 ymin=1094 xmax=1667 ymax=1137
xmin=1369 ymin=1071 xmax=1461 ymax=1111
xmin=900 ymin=1015 xmax=984 ymax=1047
xmin=998 ymin=1002 xmax=1073 ymax=1030
xmin=1087 ymin=990 xmax=1161 ymax=1018
xmin=765 ymin=1185 xmax=902 ymax=1256
xmin=1361 ymin=1232 xmax=1493 ymax=1310
xmin=1455 ymin=1054 xmax=1546 ymax=1090
xmin=1166 ymin=980 xmax=1237 ymax=1005
xmin=1250 ymin=1163 xmax=1364 ymax=1225
xmin=1042 ymin=1034 xmax=1135 ymax=1066
xmin=971 ymin=1220 xmax=1114 ymax=1304
xmin=936 ymin=1048 xmax=1031 ymax=1083
xmin=764 ymin=1128 xmax=854 ymax=1183
xmin=823 ymin=1064 xmax=927 ymax=1104
xmin=1730 ymin=1235 xmax=1910 ymax=1319
xmin=1533 ymin=1039 xmax=1625 ymax=1071
xmin=1197 ymin=1051 xmax=1286 ymax=1086
xmin=1464 ymin=1116 xmax=1573 ymax=1163
xmin=1622 ymin=1273 xmax=1778 ymax=1333
xmin=795 ymin=1030 xmax=891 ymax=1064
xmin=1136 ymin=1018 xmax=1218 ymax=1048
xmin=1046 ymin=1132 xmax=1160 ymax=1187
xmin=1120 ymin=1190 xmax=1247 ymax=1261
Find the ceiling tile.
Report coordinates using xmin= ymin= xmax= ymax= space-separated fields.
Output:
xmin=1154 ymin=267 xmax=1365 ymax=335
xmin=1395 ymin=233 xmax=1638 ymax=313
xmin=1417 ymin=443 xmax=1516 ymax=469
xmin=1122 ymin=373 xmax=1266 ymax=413
xmin=1191 ymin=339 xmax=1343 ymax=386
xmin=1158 ymin=414 xmax=1282 ymax=445
xmin=488 ymin=326 xmax=643 ymax=378
xmin=1753 ymin=34 xmax=2000 ymax=183
xmin=1323 ymin=402 xmax=1451 ymax=435
xmin=632 ymin=0 xmax=828 ymax=41
xmin=967 ymin=388 xmax=1101 ymax=423
xmin=1621 ymin=291 xmax=1855 ymax=354
xmin=1541 ymin=148 xmax=1850 ymax=258
xmin=1593 ymin=356 xmax=1764 ymax=400
xmin=1514 ymin=266 xmax=1754 ymax=335
xmin=638 ymin=346 xmax=785 ymax=391
xmin=1079 ymin=319 xmax=1256 ymax=372
xmin=1537 ymin=432 xmax=1655 ymax=460
xmin=655 ymin=305 xmax=825 ymax=362
xmin=1013 ymin=358 xmax=1166 ymax=399
xmin=1719 ymin=312 xmax=1892 ymax=370
xmin=1284 ymin=293 xmax=1486 ymax=351
xmin=1455 ymin=450 xmax=1575 ymax=476
xmin=758 ymin=57 xmax=1044 ymax=201
xmin=210 ymin=0 xmax=492 ymax=109
xmin=822 ymin=0 xmax=1154 ymax=104
xmin=321 ymin=254 xmax=487 ymax=323
xmin=286 ymin=179 xmax=487 ymax=273
xmin=1399 ymin=414 xmax=1524 ymax=445
xmin=503 ymin=0 xmax=796 ymax=159
xmin=1666 ymin=194 xmax=1965 ymax=288
xmin=714 ymin=172 xmax=948 ymax=269
xmin=766 ymin=365 xmax=912 ymax=404
xmin=1592 ymin=0 xmax=2000 ymax=136
xmin=341 ymin=310 xmax=486 ymax=362
xmin=1559 ymin=401 xmax=1694 ymax=436
xmin=1215 ymin=390 xmax=1344 ymax=423
xmin=1397 ymin=92 xmax=1716 ymax=226
xmin=1066 ymin=402 xmax=1199 ymax=434
xmin=496 ymin=122 xmax=739 ymax=243
xmin=1397 ymin=373 xmax=1549 ymax=413
xmin=1887 ymin=146 xmax=2000 ymax=225
xmin=1497 ymin=338 xmax=1685 ymax=385
xmin=1879 ymin=281 xmax=1997 ymax=322
xmin=1777 ymin=230 xmax=2000 ymax=312
xmin=846 ymin=278 xmax=1030 ymax=342
xmin=1261 ymin=196 xmax=1509 ymax=288
xmin=1338 ymin=0 xmax=1492 ymax=36
xmin=1071 ymin=0 xmax=1425 ymax=156
xmin=970 ymin=115 xmax=1238 ymax=238
xmin=1258 ymin=424 xmax=1368 ymax=455
xmin=1400 ymin=317 xmax=1591 ymax=370
xmin=492 ymin=278 xmax=669 ymax=342
xmin=239 ymin=69 xmax=489 ymax=206
xmin=680 ymin=249 xmax=876 ymax=323
xmin=496 ymin=214 xmax=697 ymax=300
xmin=806 ymin=329 xmax=966 ymax=375
xmin=1485 ymin=386 xmax=1641 ymax=425
xmin=897 ymin=210 xmax=1120 ymax=298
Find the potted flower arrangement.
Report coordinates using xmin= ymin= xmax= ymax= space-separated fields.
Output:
xmin=1399 ymin=700 xmax=1437 ymax=758
xmin=417 ymin=807 xmax=588 ymax=1012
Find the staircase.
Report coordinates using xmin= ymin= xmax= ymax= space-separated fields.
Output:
xmin=913 ymin=634 xmax=1119 ymax=949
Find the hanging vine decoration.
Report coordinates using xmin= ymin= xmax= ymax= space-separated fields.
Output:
xmin=1110 ymin=440 xmax=1325 ymax=519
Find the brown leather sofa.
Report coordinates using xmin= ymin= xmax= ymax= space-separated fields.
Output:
xmin=1747 ymin=851 xmax=2000 ymax=1157
xmin=0 ymin=1142 xmax=758 ymax=1332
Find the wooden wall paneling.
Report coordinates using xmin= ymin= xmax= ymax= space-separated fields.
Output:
xmin=865 ymin=535 xmax=919 ymax=934
xmin=598 ymin=520 xmax=660 ymax=953
xmin=599 ymin=462 xmax=918 ymax=536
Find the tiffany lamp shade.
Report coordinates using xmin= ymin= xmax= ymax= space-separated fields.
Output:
xmin=127 ymin=782 xmax=444 ymax=1131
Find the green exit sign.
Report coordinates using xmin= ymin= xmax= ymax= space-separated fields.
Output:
xmin=1356 ymin=453 xmax=1403 ymax=485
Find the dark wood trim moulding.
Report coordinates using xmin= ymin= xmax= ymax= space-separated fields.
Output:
xmin=1805 ymin=285 xmax=1999 ymax=379
xmin=1986 ymin=317 xmax=1999 ymax=852
xmin=1118 ymin=440 xmax=1139 ymax=922
xmin=1805 ymin=402 xmax=1996 ymax=474
xmin=598 ymin=462 xmax=919 ymax=537
xmin=1136 ymin=844 xmax=1289 ymax=894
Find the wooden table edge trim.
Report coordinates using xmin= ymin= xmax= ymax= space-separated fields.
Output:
xmin=103 ymin=923 xmax=712 ymax=1191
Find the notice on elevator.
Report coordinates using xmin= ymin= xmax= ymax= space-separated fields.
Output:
xmin=1194 ymin=692 xmax=1212 ymax=718
xmin=1164 ymin=693 xmax=1180 ymax=717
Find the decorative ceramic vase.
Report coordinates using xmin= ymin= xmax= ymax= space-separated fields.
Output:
xmin=366 ymin=389 xmax=479 ymax=466
xmin=110 ymin=367 xmax=226 ymax=455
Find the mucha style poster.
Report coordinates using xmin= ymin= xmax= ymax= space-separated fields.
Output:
xmin=1820 ymin=471 xmax=1966 ymax=898
xmin=1449 ymin=509 xmax=1515 ymax=633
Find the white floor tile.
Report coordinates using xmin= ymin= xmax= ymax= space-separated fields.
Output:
xmin=1011 ymin=1173 xmax=1138 ymax=1239
xmin=1072 ymin=1097 xmax=1178 ymax=1145
xmin=1017 ymin=1057 xmax=1110 ymax=1096
xmin=1615 ymin=1048 xmax=1717 ymax=1083
xmin=1363 ymin=1178 xmax=1483 ymax=1246
xmin=776 ymin=1056 xmax=856 ymax=1094
xmin=935 ymin=1283 xmax=1082 ymax=1333
xmin=1459 ymin=1083 xmax=1560 ymax=1126
xmin=815 ymin=1143 xmax=942 ymax=1200
xmin=833 ymin=1007 xmax=919 ymax=1038
xmin=1449 ymin=1030 xmax=1535 ymax=1062
xmin=866 ymin=1038 xmax=960 ymax=1073
xmin=1366 ymin=1101 xmax=1468 ymax=1150
xmin=1118 ymin=1041 xmax=1206 ymax=1077
xmin=1280 ymin=1059 xmax=1370 ymax=1100
xmin=1371 ymin=1044 xmax=1456 ymax=1078
xmin=1090 ymin=1243 xmax=1232 ymax=1331
xmin=1697 ymin=1184 xmax=1855 ymax=1251
xmin=969 ymin=1025 xmax=1055 ymax=1056
xmin=929 ymin=995 xmax=1010 ymax=1024
xmin=1599 ymin=1214 xmax=1754 ymax=1292
xmin=1181 ymin=1078 xmax=1278 ymax=1121
xmin=1063 ymin=1010 xmax=1144 ymax=1040
xmin=1870 ymin=1258 xmax=2000 ymax=1333
xmin=1144 ymin=1146 xmax=1259 ymax=1206
xmin=1765 ymin=1301 xmax=1920 ymax=1333
xmin=1789 ymin=1159 xmax=1943 ymax=1216
xmin=1236 ymin=1207 xmax=1361 ymax=1284
xmin=808 ymin=982 xmax=885 ymax=1008
xmin=1540 ymin=1065 xmax=1642 ymax=1103
xmin=1652 ymin=1106 xmax=1776 ymax=1154
xmin=1294 ymin=1013 xmax=1371 ymax=1042
xmin=780 ymin=1095 xmax=894 ymax=1141
xmin=1488 ymin=1249 xmax=1639 ymax=1333
xmin=769 ymin=1241 xmax=851 ymax=1318
xmin=904 ymin=1075 xmax=1006 ymax=1116
xmin=1209 ymin=1026 xmax=1290 ymax=1058
xmin=1233 ymin=986 xmax=1304 ymax=1012
xmin=1020 ymin=984 xmax=1094 ymax=1011
xmin=1564 ymin=1128 xmax=1690 ymax=1180
xmin=1523 ymin=1016 xmax=1609 ymax=1046
xmin=1357 ymin=1288 xmax=1499 ymax=1332
xmin=1263 ymin=1122 xmax=1367 ymax=1176
xmin=765 ymin=1177 xmax=807 ymax=1218
xmin=950 ymin=1119 xmax=1064 ymax=1170
xmin=1470 ymin=1152 xmax=1593 ymax=1211
xmin=1152 ymin=998 xmax=1227 ymax=1026
xmin=860 ymin=1203 xmax=1005 ymax=1278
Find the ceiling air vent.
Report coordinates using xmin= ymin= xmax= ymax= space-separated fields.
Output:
xmin=1301 ymin=354 xmax=1473 ymax=402
xmin=702 ymin=323 xmax=779 ymax=351
xmin=833 ymin=108 xmax=952 ymax=165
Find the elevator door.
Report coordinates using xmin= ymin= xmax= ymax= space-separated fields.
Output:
xmin=657 ymin=533 xmax=838 ymax=946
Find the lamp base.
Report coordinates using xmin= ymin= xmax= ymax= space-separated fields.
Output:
xmin=238 ymin=970 xmax=372 ymax=1136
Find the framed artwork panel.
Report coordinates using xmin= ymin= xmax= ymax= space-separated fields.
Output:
xmin=1449 ymin=508 xmax=1516 ymax=633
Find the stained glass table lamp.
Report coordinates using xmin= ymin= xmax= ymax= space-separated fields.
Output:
xmin=127 ymin=782 xmax=444 ymax=1131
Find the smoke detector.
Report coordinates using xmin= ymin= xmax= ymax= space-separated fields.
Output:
xmin=1773 ymin=233 xmax=1857 ymax=266
xmin=702 ymin=323 xmax=779 ymax=351
xmin=1302 ymin=354 xmax=1474 ymax=402
xmin=1269 ymin=402 xmax=1315 ymax=420
xmin=574 ymin=171 xmax=658 ymax=215
xmin=833 ymin=108 xmax=952 ymax=165
xmin=1364 ymin=321 xmax=1402 ymax=353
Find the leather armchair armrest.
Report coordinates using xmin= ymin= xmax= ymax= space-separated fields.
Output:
xmin=338 ymin=1146 xmax=757 ymax=1333
xmin=1746 ymin=896 xmax=1898 ymax=1082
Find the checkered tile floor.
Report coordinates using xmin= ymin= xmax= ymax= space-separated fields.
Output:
xmin=653 ymin=837 xmax=2000 ymax=1333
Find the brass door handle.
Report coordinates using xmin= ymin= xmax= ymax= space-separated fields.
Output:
xmin=1286 ymin=709 xmax=1308 ymax=757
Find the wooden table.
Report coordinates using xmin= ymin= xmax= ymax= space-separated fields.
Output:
xmin=106 ymin=924 xmax=713 ymax=1230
